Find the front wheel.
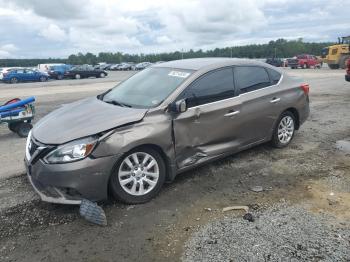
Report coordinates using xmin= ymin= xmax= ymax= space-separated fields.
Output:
xmin=99 ymin=73 xmax=106 ymax=78
xmin=271 ymin=112 xmax=296 ymax=148
xmin=110 ymin=148 xmax=166 ymax=204
xmin=75 ymin=74 xmax=81 ymax=79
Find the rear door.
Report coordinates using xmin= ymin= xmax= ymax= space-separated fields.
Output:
xmin=24 ymin=70 xmax=37 ymax=81
xmin=173 ymin=67 xmax=244 ymax=168
xmin=233 ymin=66 xmax=283 ymax=146
xmin=15 ymin=69 xmax=26 ymax=81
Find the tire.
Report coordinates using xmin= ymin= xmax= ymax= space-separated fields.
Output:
xmin=109 ymin=147 xmax=166 ymax=204
xmin=99 ymin=73 xmax=105 ymax=78
xmin=328 ymin=64 xmax=339 ymax=69
xmin=57 ymin=74 xmax=63 ymax=80
xmin=271 ymin=111 xmax=296 ymax=148
xmin=339 ymin=55 xmax=350 ymax=69
xmin=75 ymin=74 xmax=81 ymax=79
xmin=16 ymin=122 xmax=33 ymax=138
xmin=39 ymin=76 xmax=47 ymax=82
xmin=10 ymin=77 xmax=18 ymax=84
xmin=8 ymin=122 xmax=21 ymax=132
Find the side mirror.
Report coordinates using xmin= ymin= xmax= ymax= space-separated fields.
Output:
xmin=170 ymin=99 xmax=187 ymax=113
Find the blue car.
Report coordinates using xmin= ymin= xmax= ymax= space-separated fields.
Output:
xmin=1 ymin=68 xmax=49 ymax=84
xmin=47 ymin=64 xmax=72 ymax=80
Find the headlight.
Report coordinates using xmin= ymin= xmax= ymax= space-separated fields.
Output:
xmin=45 ymin=137 xmax=98 ymax=164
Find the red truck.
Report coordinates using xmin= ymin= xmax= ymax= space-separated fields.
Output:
xmin=287 ymin=54 xmax=321 ymax=69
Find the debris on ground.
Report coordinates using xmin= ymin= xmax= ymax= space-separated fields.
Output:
xmin=250 ymin=186 xmax=263 ymax=192
xmin=204 ymin=208 xmax=212 ymax=212
xmin=242 ymin=213 xmax=254 ymax=222
xmin=79 ymin=200 xmax=107 ymax=226
xmin=222 ymin=205 xmax=249 ymax=213
xmin=335 ymin=140 xmax=350 ymax=154
xmin=182 ymin=204 xmax=350 ymax=262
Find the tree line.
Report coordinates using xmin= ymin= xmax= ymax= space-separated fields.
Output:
xmin=0 ymin=38 xmax=332 ymax=67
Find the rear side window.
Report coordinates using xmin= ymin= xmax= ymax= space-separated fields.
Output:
xmin=234 ymin=66 xmax=271 ymax=94
xmin=266 ymin=68 xmax=282 ymax=85
xmin=182 ymin=68 xmax=235 ymax=107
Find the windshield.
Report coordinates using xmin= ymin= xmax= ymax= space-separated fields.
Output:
xmin=102 ymin=67 xmax=193 ymax=108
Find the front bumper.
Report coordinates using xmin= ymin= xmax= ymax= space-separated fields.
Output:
xmin=25 ymin=154 xmax=120 ymax=205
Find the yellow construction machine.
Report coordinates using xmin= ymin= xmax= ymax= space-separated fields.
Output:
xmin=322 ymin=36 xmax=350 ymax=69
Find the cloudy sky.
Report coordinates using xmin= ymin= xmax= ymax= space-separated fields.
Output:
xmin=0 ymin=0 xmax=348 ymax=58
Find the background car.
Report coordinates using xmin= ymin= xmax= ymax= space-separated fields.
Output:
xmin=109 ymin=64 xmax=120 ymax=70
xmin=47 ymin=64 xmax=72 ymax=80
xmin=265 ymin=58 xmax=283 ymax=67
xmin=64 ymin=65 xmax=108 ymax=79
xmin=135 ymin=62 xmax=153 ymax=70
xmin=2 ymin=68 xmax=49 ymax=83
xmin=117 ymin=63 xmax=133 ymax=71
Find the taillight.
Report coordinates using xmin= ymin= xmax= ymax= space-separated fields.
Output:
xmin=300 ymin=83 xmax=310 ymax=95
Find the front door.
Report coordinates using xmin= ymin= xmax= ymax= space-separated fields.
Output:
xmin=173 ymin=67 xmax=244 ymax=169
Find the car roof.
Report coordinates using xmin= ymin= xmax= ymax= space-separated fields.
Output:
xmin=152 ymin=57 xmax=274 ymax=71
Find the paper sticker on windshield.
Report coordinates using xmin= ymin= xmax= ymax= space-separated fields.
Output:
xmin=168 ymin=71 xmax=190 ymax=78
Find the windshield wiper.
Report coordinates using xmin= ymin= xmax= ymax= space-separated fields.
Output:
xmin=104 ymin=100 xmax=132 ymax=108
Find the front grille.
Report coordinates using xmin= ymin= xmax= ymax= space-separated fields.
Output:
xmin=29 ymin=139 xmax=39 ymax=156
xmin=27 ymin=136 xmax=54 ymax=164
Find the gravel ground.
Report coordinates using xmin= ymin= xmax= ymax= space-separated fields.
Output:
xmin=182 ymin=203 xmax=350 ymax=262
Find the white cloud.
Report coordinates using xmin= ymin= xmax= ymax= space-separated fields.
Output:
xmin=0 ymin=0 xmax=348 ymax=58
xmin=0 ymin=44 xmax=18 ymax=58
xmin=39 ymin=24 xmax=66 ymax=41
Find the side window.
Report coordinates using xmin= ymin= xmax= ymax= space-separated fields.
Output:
xmin=181 ymin=68 xmax=235 ymax=107
xmin=234 ymin=66 xmax=271 ymax=94
xmin=266 ymin=68 xmax=282 ymax=85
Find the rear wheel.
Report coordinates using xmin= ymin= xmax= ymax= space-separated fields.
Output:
xmin=328 ymin=64 xmax=339 ymax=69
xmin=16 ymin=122 xmax=33 ymax=138
xmin=75 ymin=74 xmax=81 ymax=79
xmin=39 ymin=76 xmax=47 ymax=82
xmin=271 ymin=111 xmax=296 ymax=148
xmin=110 ymin=147 xmax=166 ymax=204
xmin=339 ymin=55 xmax=350 ymax=69
xmin=10 ymin=77 xmax=18 ymax=84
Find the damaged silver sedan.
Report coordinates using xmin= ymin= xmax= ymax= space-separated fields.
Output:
xmin=25 ymin=58 xmax=309 ymax=204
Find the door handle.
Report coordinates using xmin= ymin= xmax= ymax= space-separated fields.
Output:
xmin=270 ymin=97 xmax=281 ymax=103
xmin=224 ymin=110 xmax=240 ymax=117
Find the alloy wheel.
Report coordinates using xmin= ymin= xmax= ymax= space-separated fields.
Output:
xmin=277 ymin=116 xmax=294 ymax=144
xmin=118 ymin=152 xmax=159 ymax=196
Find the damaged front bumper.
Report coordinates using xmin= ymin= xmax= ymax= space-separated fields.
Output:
xmin=25 ymin=154 xmax=120 ymax=205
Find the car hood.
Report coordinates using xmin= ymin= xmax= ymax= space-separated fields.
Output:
xmin=32 ymin=97 xmax=148 ymax=144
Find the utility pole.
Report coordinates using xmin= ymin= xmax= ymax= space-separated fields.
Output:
xmin=230 ymin=47 xmax=233 ymax=58
xmin=181 ymin=49 xmax=184 ymax=60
